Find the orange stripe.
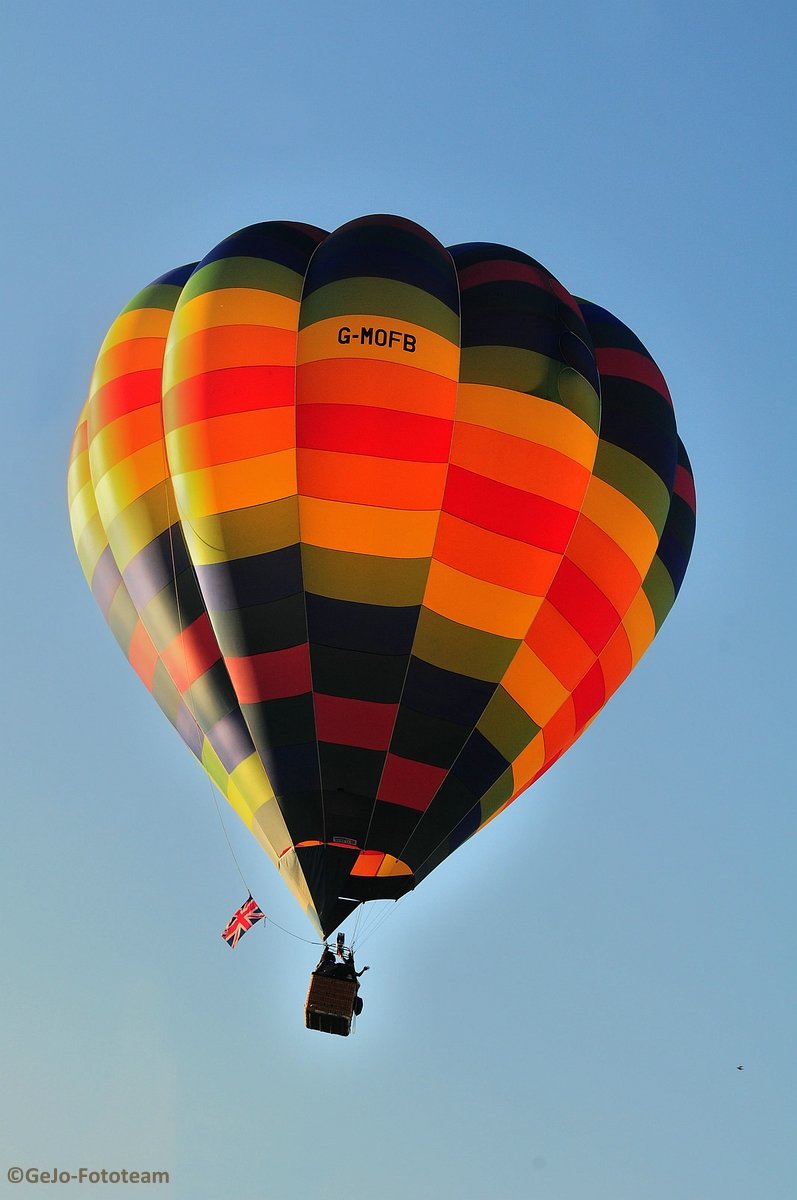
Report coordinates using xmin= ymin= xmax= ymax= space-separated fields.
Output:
xmin=165 ymin=324 xmax=297 ymax=385
xmin=298 ymin=497 xmax=438 ymax=557
xmin=89 ymin=404 xmax=164 ymax=476
xmin=450 ymin=423 xmax=590 ymax=507
xmin=298 ymin=449 xmax=447 ymax=509
xmin=297 ymin=358 xmax=458 ymax=418
xmin=92 ymin=338 xmax=166 ymax=389
xmin=525 ymin=600 xmax=594 ymax=691
xmin=173 ymin=448 xmax=297 ymax=517
xmin=501 ymin=642 xmax=570 ymax=726
xmin=297 ymin=315 xmax=458 ymax=378
xmin=128 ymin=621 xmax=159 ymax=689
xmin=510 ymin=731 xmax=546 ymax=794
xmin=433 ymin=512 xmax=560 ymax=596
xmin=598 ymin=626 xmax=633 ymax=699
xmin=456 ymin=382 xmax=598 ymax=466
xmin=564 ymin=516 xmax=642 ymax=613
xmin=541 ymin=698 xmax=577 ymax=766
xmin=424 ymin=560 xmax=541 ymax=639
xmin=621 ymin=591 xmax=656 ymax=666
xmin=168 ymin=407 xmax=296 ymax=471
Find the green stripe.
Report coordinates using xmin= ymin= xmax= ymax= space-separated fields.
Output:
xmin=478 ymin=767 xmax=515 ymax=824
xmin=151 ymin=660 xmax=181 ymax=723
xmin=460 ymin=347 xmax=600 ymax=433
xmin=185 ymin=662 xmax=236 ymax=730
xmin=201 ymin=739 xmax=229 ymax=792
xmin=299 ymin=278 xmax=460 ymax=342
xmin=121 ymin=284 xmax=183 ymax=315
xmin=593 ymin=442 xmax=671 ymax=535
xmin=302 ymin=546 xmax=429 ymax=607
xmin=642 ymin=556 xmax=676 ymax=631
xmin=179 ymin=257 xmax=305 ymax=303
xmin=413 ymin=608 xmax=518 ymax=682
xmin=106 ymin=585 xmax=139 ymax=653
xmin=140 ymin=571 xmax=205 ymax=652
xmin=477 ymin=686 xmax=541 ymax=762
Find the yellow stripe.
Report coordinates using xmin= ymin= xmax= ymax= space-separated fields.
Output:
xmin=92 ymin=440 xmax=168 ymax=521
xmin=89 ymin=406 xmax=163 ymax=479
xmin=200 ymin=739 xmax=231 ymax=795
xmin=511 ymin=732 xmax=546 ymax=794
xmin=68 ymin=477 xmax=101 ymax=546
xmin=424 ymin=560 xmax=542 ymax=639
xmin=104 ymin=483 xmax=172 ymax=571
xmin=297 ymin=315 xmax=459 ymax=378
xmin=501 ymin=641 xmax=570 ymax=726
xmin=75 ymin=512 xmax=108 ymax=583
xmin=172 ymin=448 xmax=297 ymax=518
xmin=621 ymin=591 xmax=656 ymax=666
xmin=98 ymin=308 xmax=174 ymax=355
xmin=456 ymin=383 xmax=597 ymax=467
xmin=169 ymin=287 xmax=299 ymax=340
xmin=269 ymin=844 xmax=319 ymax=927
xmin=67 ymin=446 xmax=90 ymax=506
xmin=299 ymin=496 xmax=438 ymax=558
xmin=581 ymin=477 xmax=660 ymax=576
xmin=225 ymin=754 xmax=276 ymax=829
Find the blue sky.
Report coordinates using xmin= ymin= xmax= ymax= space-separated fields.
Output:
xmin=1 ymin=2 xmax=794 ymax=1197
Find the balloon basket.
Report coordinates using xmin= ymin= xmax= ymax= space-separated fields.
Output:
xmin=305 ymin=974 xmax=358 ymax=1037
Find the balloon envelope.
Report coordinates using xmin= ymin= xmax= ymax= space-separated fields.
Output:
xmin=67 ymin=215 xmax=696 ymax=936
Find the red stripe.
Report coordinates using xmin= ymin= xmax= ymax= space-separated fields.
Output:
xmin=226 ymin=643 xmax=311 ymax=704
xmin=444 ymin=465 xmax=577 ymax=552
xmin=456 ymin=261 xmax=580 ymax=315
xmin=315 ymin=694 xmax=397 ymax=750
xmin=91 ymin=371 xmax=162 ymax=430
xmin=377 ymin=754 xmax=447 ymax=811
xmin=572 ymin=661 xmax=606 ymax=732
xmin=547 ymin=559 xmax=620 ymax=655
xmin=297 ymin=404 xmax=452 ymax=462
xmin=128 ymin=620 xmax=159 ymax=690
xmin=165 ymin=365 xmax=296 ymax=428
xmin=595 ymin=348 xmax=672 ymax=405
xmin=161 ymin=613 xmax=222 ymax=692
xmin=674 ymin=464 xmax=696 ymax=511
xmin=542 ymin=699 xmax=577 ymax=765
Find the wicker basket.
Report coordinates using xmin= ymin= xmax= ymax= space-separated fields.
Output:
xmin=305 ymin=974 xmax=358 ymax=1036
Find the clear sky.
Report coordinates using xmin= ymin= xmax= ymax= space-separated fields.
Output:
xmin=1 ymin=2 xmax=794 ymax=1197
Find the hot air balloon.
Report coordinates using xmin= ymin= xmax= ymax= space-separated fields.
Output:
xmin=67 ymin=214 xmax=696 ymax=951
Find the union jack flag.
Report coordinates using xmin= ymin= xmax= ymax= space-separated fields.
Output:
xmin=221 ymin=896 xmax=265 ymax=948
